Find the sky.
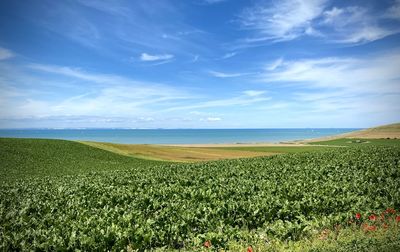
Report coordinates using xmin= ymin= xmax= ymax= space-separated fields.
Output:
xmin=0 ymin=0 xmax=399 ymax=129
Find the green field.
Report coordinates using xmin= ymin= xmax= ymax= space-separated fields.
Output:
xmin=1 ymin=138 xmax=400 ymax=251
xmin=310 ymin=138 xmax=400 ymax=147
xmin=219 ymin=145 xmax=335 ymax=153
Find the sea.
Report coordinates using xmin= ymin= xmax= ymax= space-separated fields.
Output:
xmin=0 ymin=128 xmax=360 ymax=144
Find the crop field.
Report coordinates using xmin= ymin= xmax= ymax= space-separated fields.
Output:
xmin=80 ymin=141 xmax=276 ymax=162
xmin=1 ymin=138 xmax=400 ymax=251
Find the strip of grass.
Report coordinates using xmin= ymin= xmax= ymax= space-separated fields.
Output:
xmin=310 ymin=138 xmax=400 ymax=147
xmin=218 ymin=145 xmax=334 ymax=153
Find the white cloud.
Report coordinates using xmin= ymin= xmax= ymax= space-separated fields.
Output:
xmin=262 ymin=52 xmax=400 ymax=93
xmin=0 ymin=48 xmax=14 ymax=60
xmin=140 ymin=53 xmax=174 ymax=61
xmin=338 ymin=26 xmax=396 ymax=44
xmin=166 ymin=93 xmax=270 ymax=111
xmin=240 ymin=0 xmax=328 ymax=42
xmin=203 ymin=117 xmax=222 ymax=122
xmin=238 ymin=0 xmax=400 ymax=44
xmin=322 ymin=7 xmax=344 ymax=24
xmin=209 ymin=70 xmax=252 ymax=78
xmin=243 ymin=90 xmax=266 ymax=97
xmin=267 ymin=58 xmax=284 ymax=71
xmin=1 ymin=63 xmax=193 ymax=120
xmin=320 ymin=6 xmax=400 ymax=44
xmin=221 ymin=52 xmax=237 ymax=59
xmin=259 ymin=51 xmax=400 ymax=118
xmin=29 ymin=64 xmax=146 ymax=86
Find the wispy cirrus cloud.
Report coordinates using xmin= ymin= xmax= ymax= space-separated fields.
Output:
xmin=220 ymin=52 xmax=237 ymax=60
xmin=239 ymin=0 xmax=328 ymax=42
xmin=209 ymin=70 xmax=253 ymax=78
xmin=238 ymin=0 xmax=400 ymax=45
xmin=26 ymin=0 xmax=213 ymax=65
xmin=262 ymin=52 xmax=400 ymax=93
xmin=0 ymin=63 xmax=192 ymax=120
xmin=0 ymin=61 xmax=274 ymax=128
xmin=259 ymin=50 xmax=400 ymax=121
xmin=266 ymin=58 xmax=284 ymax=71
xmin=320 ymin=5 xmax=400 ymax=44
xmin=166 ymin=91 xmax=270 ymax=111
xmin=140 ymin=53 xmax=174 ymax=62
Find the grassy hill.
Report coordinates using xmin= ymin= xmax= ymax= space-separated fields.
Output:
xmin=306 ymin=123 xmax=400 ymax=143
xmin=0 ymin=138 xmax=163 ymax=180
xmin=348 ymin=123 xmax=400 ymax=139
xmin=344 ymin=122 xmax=400 ymax=139
xmin=306 ymin=123 xmax=400 ymax=147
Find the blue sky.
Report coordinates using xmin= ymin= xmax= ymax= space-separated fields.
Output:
xmin=0 ymin=0 xmax=399 ymax=128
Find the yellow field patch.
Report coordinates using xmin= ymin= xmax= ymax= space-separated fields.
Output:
xmin=80 ymin=141 xmax=277 ymax=162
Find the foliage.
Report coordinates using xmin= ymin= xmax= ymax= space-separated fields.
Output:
xmin=1 ymin=138 xmax=400 ymax=250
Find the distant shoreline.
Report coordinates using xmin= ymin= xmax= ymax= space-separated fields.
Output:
xmin=0 ymin=128 xmax=359 ymax=145
xmin=1 ymin=123 xmax=399 ymax=146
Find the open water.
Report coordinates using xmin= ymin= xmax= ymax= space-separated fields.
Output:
xmin=0 ymin=128 xmax=360 ymax=144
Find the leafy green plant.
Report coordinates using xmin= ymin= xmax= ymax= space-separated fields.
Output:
xmin=1 ymin=138 xmax=400 ymax=250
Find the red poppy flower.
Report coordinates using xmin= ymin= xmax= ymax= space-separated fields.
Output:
xmin=247 ymin=246 xmax=253 ymax=252
xmin=355 ymin=213 xmax=361 ymax=219
xmin=396 ymin=216 xmax=400 ymax=223
xmin=203 ymin=240 xmax=211 ymax=248
xmin=369 ymin=215 xmax=377 ymax=221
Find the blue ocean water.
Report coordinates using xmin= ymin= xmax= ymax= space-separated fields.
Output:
xmin=0 ymin=128 xmax=359 ymax=144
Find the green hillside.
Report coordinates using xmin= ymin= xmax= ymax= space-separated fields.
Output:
xmin=0 ymin=138 xmax=163 ymax=180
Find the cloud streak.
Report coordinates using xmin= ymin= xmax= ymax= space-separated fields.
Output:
xmin=258 ymin=51 xmax=400 ymax=122
xmin=140 ymin=53 xmax=174 ymax=61
xmin=209 ymin=70 xmax=253 ymax=78
xmin=238 ymin=0 xmax=400 ymax=44
xmin=240 ymin=0 xmax=328 ymax=42
xmin=320 ymin=5 xmax=400 ymax=44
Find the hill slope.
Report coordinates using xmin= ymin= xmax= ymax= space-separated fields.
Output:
xmin=344 ymin=123 xmax=400 ymax=139
xmin=0 ymin=138 xmax=163 ymax=180
xmin=305 ymin=123 xmax=400 ymax=142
